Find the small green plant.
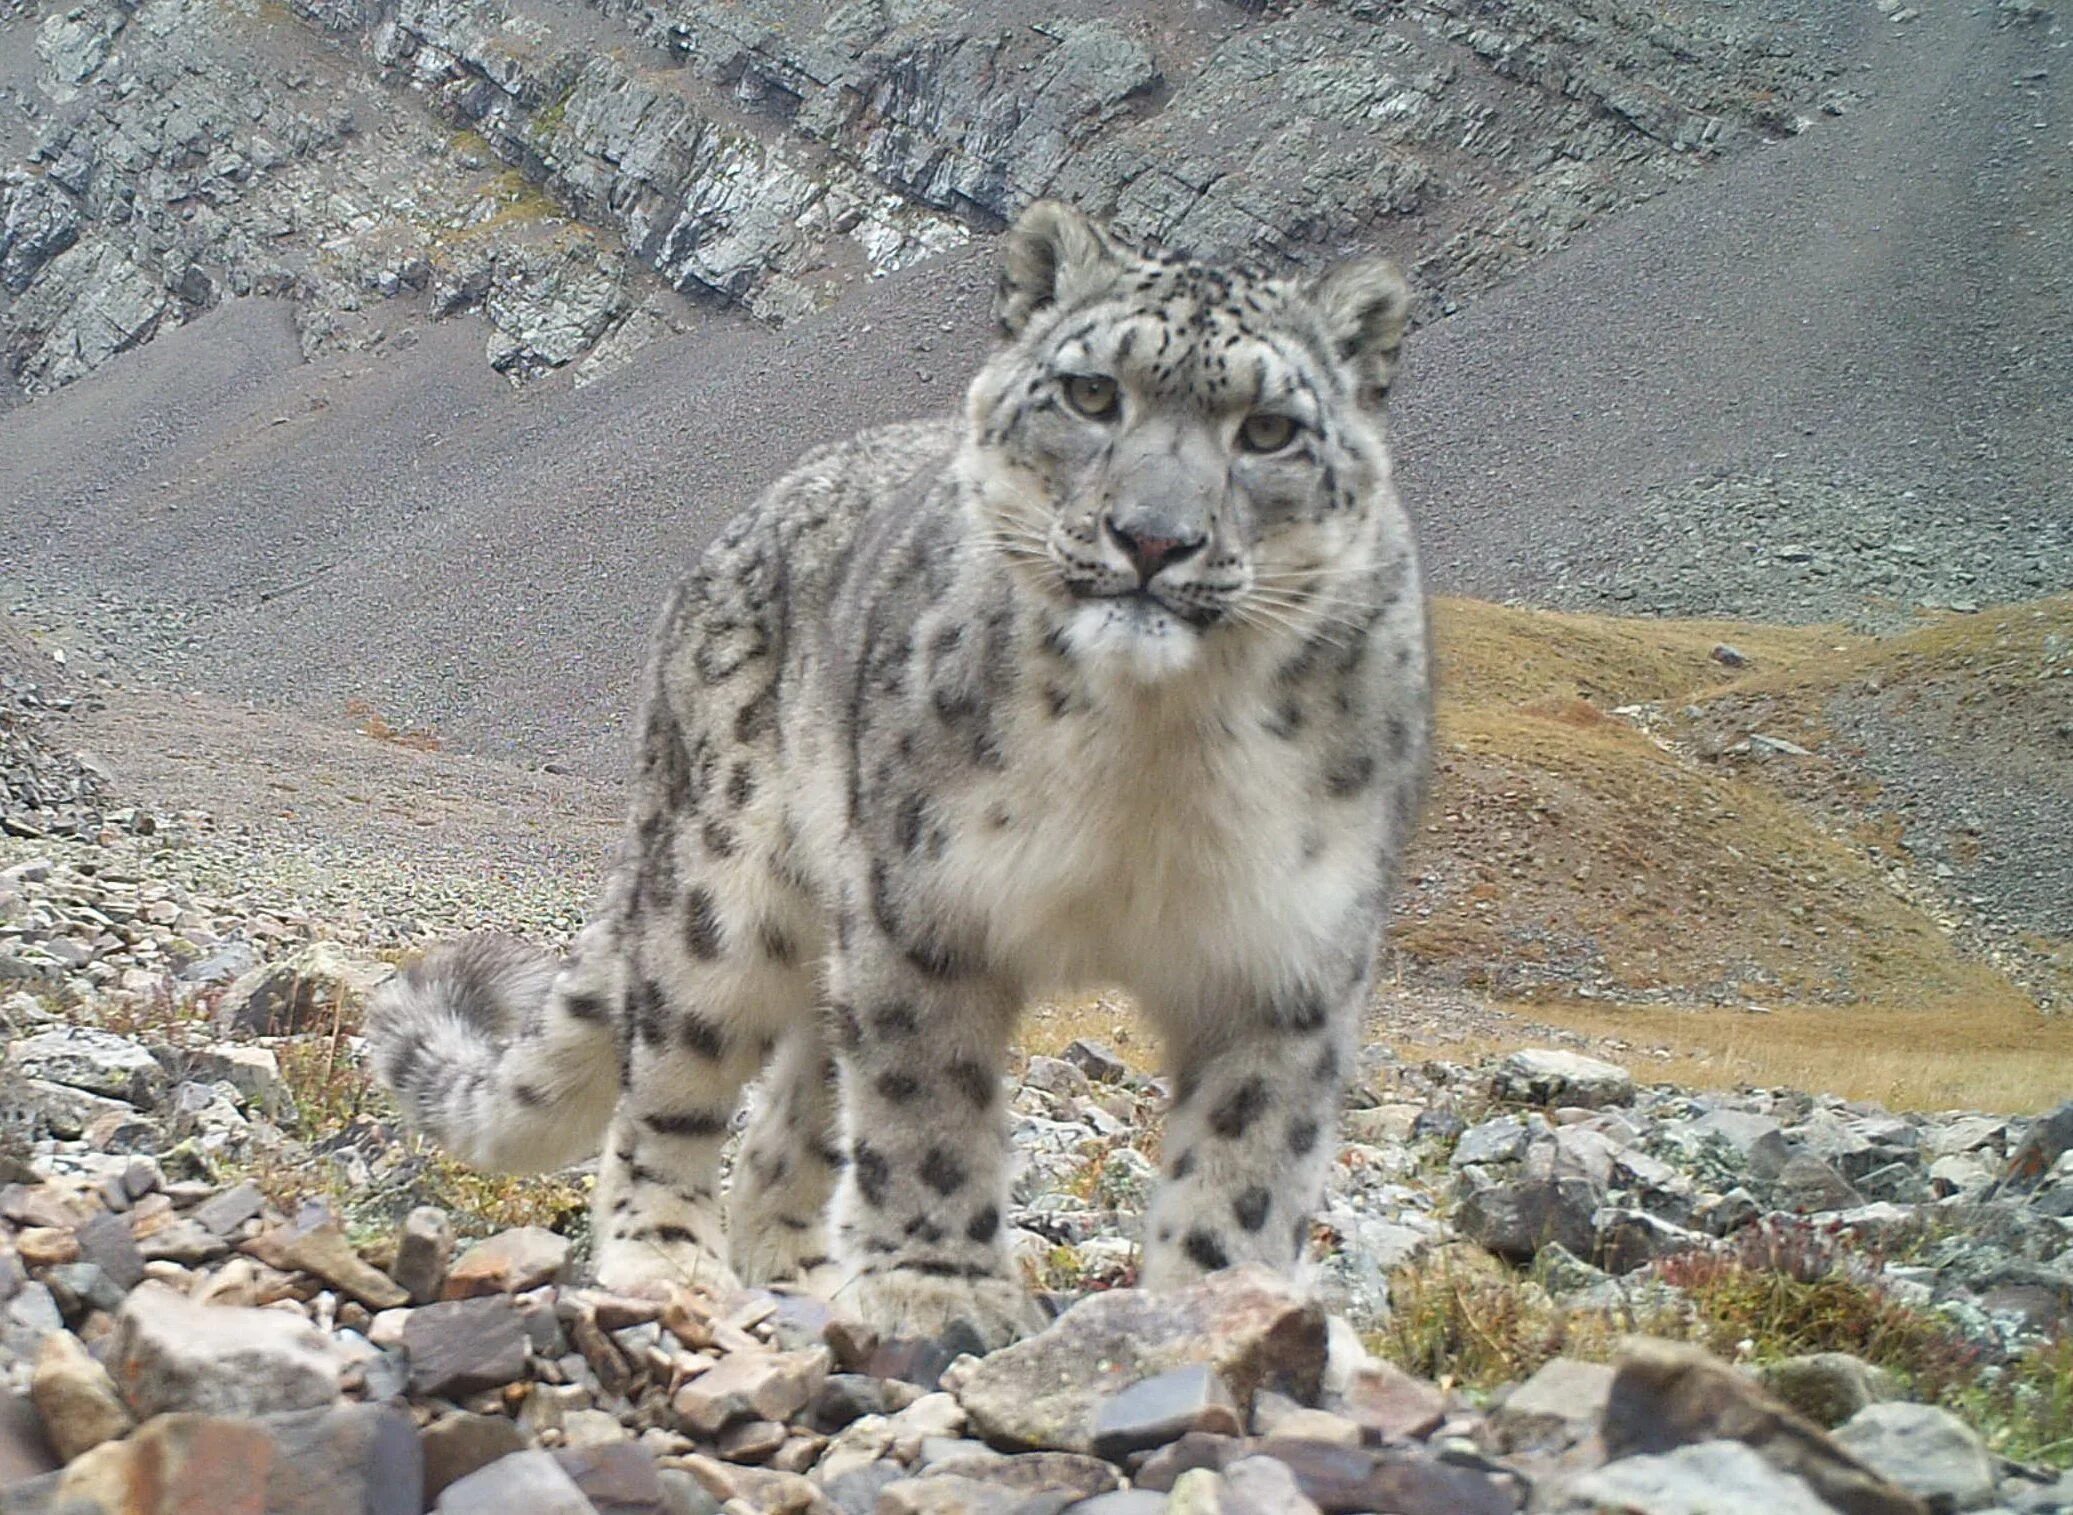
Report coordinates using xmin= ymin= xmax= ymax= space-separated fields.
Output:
xmin=1376 ymin=1219 xmax=2070 ymax=1469
xmin=1658 ymin=1246 xmax=1982 ymax=1403
xmin=231 ymin=993 xmax=587 ymax=1243
xmin=1376 ymin=1245 xmax=1686 ymax=1391
xmin=1945 ymin=1334 xmax=2073 ymax=1467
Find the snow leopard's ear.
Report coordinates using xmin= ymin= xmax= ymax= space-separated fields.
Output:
xmin=997 ymin=201 xmax=1124 ymax=338
xmin=1309 ymin=258 xmax=1412 ymax=407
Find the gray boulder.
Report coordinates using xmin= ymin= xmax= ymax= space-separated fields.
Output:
xmin=1831 ymin=1403 xmax=1997 ymax=1514
xmin=1559 ymin=1440 xmax=1841 ymax=1515
xmin=111 ymin=1282 xmax=344 ymax=1419
xmin=1492 ymin=1050 xmax=1636 ymax=1109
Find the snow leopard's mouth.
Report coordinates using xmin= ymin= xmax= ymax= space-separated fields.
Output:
xmin=1073 ymin=584 xmax=1222 ymax=630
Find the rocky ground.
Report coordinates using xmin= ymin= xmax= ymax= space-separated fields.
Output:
xmin=1 ymin=680 xmax=2071 ymax=1511
xmin=1533 ymin=478 xmax=2071 ymax=634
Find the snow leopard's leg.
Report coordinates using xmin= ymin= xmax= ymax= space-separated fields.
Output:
xmin=726 ymin=1022 xmax=844 ymax=1293
xmin=823 ymin=916 xmax=1041 ymax=1348
xmin=590 ymin=968 xmax=765 ymax=1297
xmin=1138 ymin=977 xmax=1363 ymax=1289
xmin=591 ymin=891 xmax=828 ymax=1296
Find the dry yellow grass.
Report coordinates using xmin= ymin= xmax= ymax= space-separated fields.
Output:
xmin=1385 ymin=997 xmax=2073 ymax=1115
xmin=1400 ymin=597 xmax=2049 ymax=1012
xmin=1427 ymin=597 xmax=1845 ymax=710
xmin=1692 ymin=594 xmax=2073 ymax=706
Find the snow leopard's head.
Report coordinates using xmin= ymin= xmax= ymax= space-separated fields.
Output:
xmin=963 ymin=200 xmax=1416 ymax=683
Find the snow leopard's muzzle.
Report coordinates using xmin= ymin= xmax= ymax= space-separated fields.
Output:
xmin=1053 ymin=416 xmax=1246 ymax=630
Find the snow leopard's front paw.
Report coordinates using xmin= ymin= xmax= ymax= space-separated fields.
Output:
xmin=836 ymin=1267 xmax=1046 ymax=1352
xmin=594 ymin=1232 xmax=742 ymax=1300
xmin=729 ymin=1220 xmax=843 ymax=1298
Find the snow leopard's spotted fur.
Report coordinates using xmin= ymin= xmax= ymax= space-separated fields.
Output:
xmin=368 ymin=202 xmax=1431 ymax=1346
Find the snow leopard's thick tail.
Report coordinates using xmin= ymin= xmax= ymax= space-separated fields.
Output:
xmin=366 ymin=929 xmax=622 ymax=1173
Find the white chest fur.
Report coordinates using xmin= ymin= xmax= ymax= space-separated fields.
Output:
xmin=934 ymin=669 xmax=1373 ymax=1013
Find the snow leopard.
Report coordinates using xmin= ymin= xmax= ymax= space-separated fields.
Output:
xmin=367 ymin=201 xmax=1431 ymax=1348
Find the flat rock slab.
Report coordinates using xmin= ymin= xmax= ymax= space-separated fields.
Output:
xmin=436 ymin=1449 xmax=595 ymax=1514
xmin=959 ymin=1265 xmax=1326 ymax=1455
xmin=403 ymin=1297 xmax=531 ymax=1400
xmin=1492 ymin=1050 xmax=1635 ymax=1110
xmin=1490 ymin=1357 xmax=1616 ymax=1452
xmin=7 ymin=1028 xmax=167 ymax=1108
xmin=1257 ymin=1439 xmax=1522 ymax=1515
xmin=443 ymin=1226 xmax=569 ymax=1299
xmin=1090 ymin=1364 xmax=1243 ymax=1461
xmin=1332 ymin=1358 xmax=1446 ymax=1442
xmin=1562 ymin=1440 xmax=1841 ymax=1515
xmin=1831 ymin=1403 xmax=1996 ymax=1514
xmin=244 ymin=1206 xmax=409 ymax=1310
xmin=671 ymin=1347 xmax=830 ymax=1437
xmin=1601 ymin=1339 xmax=1927 ymax=1515
xmin=112 ymin=1282 xmax=344 ymax=1420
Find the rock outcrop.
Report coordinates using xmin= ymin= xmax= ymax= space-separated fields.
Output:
xmin=0 ymin=0 xmax=1851 ymax=394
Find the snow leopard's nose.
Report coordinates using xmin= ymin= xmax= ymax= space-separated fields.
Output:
xmin=1105 ymin=514 xmax=1206 ymax=582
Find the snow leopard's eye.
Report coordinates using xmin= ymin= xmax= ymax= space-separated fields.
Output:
xmin=1237 ymin=412 xmax=1300 ymax=454
xmin=1062 ymin=374 xmax=1120 ymax=421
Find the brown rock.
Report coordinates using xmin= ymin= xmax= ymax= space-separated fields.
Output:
xmin=1253 ymin=1398 xmax=1361 ymax=1447
xmin=572 ymin=1309 xmax=635 ymax=1398
xmin=1258 ymin=1440 xmax=1521 ymax=1515
xmin=30 ymin=1331 xmax=133 ymax=1461
xmin=423 ymin=1412 xmax=529 ymax=1500
xmin=1332 ymin=1358 xmax=1445 ymax=1443
xmin=588 ymin=1293 xmax=663 ymax=1332
xmin=771 ymin=1434 xmax=826 ymax=1475
xmin=718 ymin=1418 xmax=788 ymax=1462
xmin=16 ymin=1227 xmax=79 ymax=1270
xmin=2 ymin=1185 xmax=84 ymax=1231
xmin=404 ymin=1297 xmax=532 ymax=1400
xmin=675 ymin=1453 xmax=840 ymax=1514
xmin=875 ymin=1474 xmax=1027 ymax=1515
xmin=555 ymin=1440 xmax=672 ymax=1510
xmin=243 ymin=1206 xmax=409 ymax=1311
xmin=924 ymin=1450 xmax=1120 ymax=1499
xmin=394 ymin=1207 xmax=454 ymax=1305
xmin=1601 ymin=1338 xmax=1928 ymax=1515
xmin=670 ymin=1347 xmax=829 ymax=1436
xmin=0 ymin=1389 xmax=60 ymax=1483
xmin=442 ymin=1227 xmax=569 ymax=1300
xmin=36 ymin=1413 xmax=276 ymax=1513
xmin=1132 ymin=1432 xmax=1247 ymax=1493
xmin=959 ymin=1266 xmax=1327 ymax=1454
